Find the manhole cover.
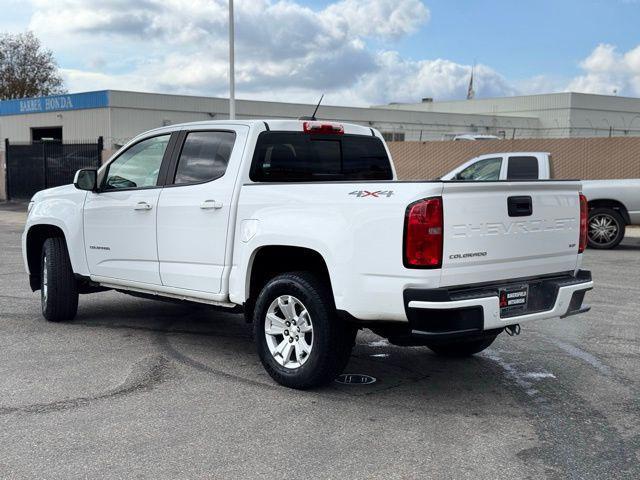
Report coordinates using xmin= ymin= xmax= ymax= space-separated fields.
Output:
xmin=335 ymin=373 xmax=377 ymax=385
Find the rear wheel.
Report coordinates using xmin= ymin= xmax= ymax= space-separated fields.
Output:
xmin=588 ymin=208 xmax=625 ymax=249
xmin=254 ymin=272 xmax=354 ymax=389
xmin=41 ymin=237 xmax=78 ymax=322
xmin=427 ymin=334 xmax=498 ymax=357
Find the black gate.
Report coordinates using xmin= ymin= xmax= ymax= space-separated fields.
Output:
xmin=5 ymin=137 xmax=103 ymax=200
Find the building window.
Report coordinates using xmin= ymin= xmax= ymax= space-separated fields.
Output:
xmin=381 ymin=131 xmax=405 ymax=142
xmin=31 ymin=126 xmax=62 ymax=142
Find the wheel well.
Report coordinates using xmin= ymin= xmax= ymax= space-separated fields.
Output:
xmin=587 ymin=199 xmax=630 ymax=224
xmin=26 ymin=225 xmax=66 ymax=290
xmin=245 ymin=246 xmax=333 ymax=322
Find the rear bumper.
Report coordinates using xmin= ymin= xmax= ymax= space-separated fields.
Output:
xmin=403 ymin=270 xmax=593 ymax=335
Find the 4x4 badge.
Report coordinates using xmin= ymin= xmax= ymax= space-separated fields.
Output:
xmin=349 ymin=190 xmax=394 ymax=198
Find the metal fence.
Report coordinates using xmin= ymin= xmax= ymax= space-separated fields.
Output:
xmin=5 ymin=137 xmax=103 ymax=200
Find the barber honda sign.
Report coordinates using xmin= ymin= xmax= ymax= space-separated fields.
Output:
xmin=0 ymin=91 xmax=109 ymax=116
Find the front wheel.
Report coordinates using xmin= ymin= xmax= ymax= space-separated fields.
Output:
xmin=41 ymin=237 xmax=79 ymax=322
xmin=588 ymin=208 xmax=625 ymax=249
xmin=427 ymin=334 xmax=498 ymax=357
xmin=254 ymin=272 xmax=354 ymax=389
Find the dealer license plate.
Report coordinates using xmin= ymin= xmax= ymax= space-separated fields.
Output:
xmin=499 ymin=284 xmax=529 ymax=317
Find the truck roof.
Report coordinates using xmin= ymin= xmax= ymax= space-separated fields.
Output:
xmin=153 ymin=119 xmax=376 ymax=137
xmin=475 ymin=151 xmax=551 ymax=157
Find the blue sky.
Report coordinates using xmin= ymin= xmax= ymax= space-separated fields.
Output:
xmin=2 ymin=0 xmax=640 ymax=104
xmin=299 ymin=0 xmax=640 ymax=81
xmin=407 ymin=0 xmax=640 ymax=79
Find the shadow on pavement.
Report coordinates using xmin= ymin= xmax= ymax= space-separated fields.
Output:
xmin=68 ymin=291 xmax=524 ymax=407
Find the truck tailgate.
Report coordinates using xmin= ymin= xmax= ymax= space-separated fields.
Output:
xmin=440 ymin=181 xmax=582 ymax=287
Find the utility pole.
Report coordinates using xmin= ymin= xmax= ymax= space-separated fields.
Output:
xmin=229 ymin=0 xmax=236 ymax=120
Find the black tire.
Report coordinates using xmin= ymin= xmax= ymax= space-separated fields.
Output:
xmin=427 ymin=334 xmax=498 ymax=357
xmin=253 ymin=272 xmax=354 ymax=389
xmin=41 ymin=237 xmax=78 ymax=322
xmin=587 ymin=208 xmax=626 ymax=250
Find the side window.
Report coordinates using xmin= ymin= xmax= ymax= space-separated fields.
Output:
xmin=456 ymin=157 xmax=502 ymax=181
xmin=174 ymin=131 xmax=236 ymax=184
xmin=507 ymin=156 xmax=539 ymax=180
xmin=104 ymin=135 xmax=170 ymax=190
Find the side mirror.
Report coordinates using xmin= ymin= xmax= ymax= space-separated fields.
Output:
xmin=74 ymin=168 xmax=98 ymax=191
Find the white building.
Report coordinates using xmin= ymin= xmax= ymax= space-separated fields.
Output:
xmin=2 ymin=90 xmax=640 ymax=152
xmin=379 ymin=92 xmax=640 ymax=138
xmin=0 ymin=90 xmax=539 ymax=150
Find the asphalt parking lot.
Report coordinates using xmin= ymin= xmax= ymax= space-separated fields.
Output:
xmin=0 ymin=203 xmax=638 ymax=480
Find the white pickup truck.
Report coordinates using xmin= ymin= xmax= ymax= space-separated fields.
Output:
xmin=23 ymin=120 xmax=593 ymax=389
xmin=442 ymin=152 xmax=640 ymax=249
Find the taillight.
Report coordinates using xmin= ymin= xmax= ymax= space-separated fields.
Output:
xmin=303 ymin=121 xmax=344 ymax=135
xmin=579 ymin=193 xmax=588 ymax=253
xmin=404 ymin=197 xmax=443 ymax=268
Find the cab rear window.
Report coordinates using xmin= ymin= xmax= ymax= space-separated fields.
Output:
xmin=250 ymin=132 xmax=393 ymax=182
xmin=507 ymin=156 xmax=539 ymax=180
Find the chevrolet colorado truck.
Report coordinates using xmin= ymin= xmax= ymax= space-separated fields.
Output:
xmin=23 ymin=120 xmax=593 ymax=389
xmin=441 ymin=151 xmax=640 ymax=249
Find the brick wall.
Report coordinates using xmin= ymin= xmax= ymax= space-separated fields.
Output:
xmin=4 ymin=138 xmax=637 ymax=202
xmin=388 ymin=137 xmax=640 ymax=180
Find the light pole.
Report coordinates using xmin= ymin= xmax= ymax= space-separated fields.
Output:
xmin=229 ymin=0 xmax=236 ymax=120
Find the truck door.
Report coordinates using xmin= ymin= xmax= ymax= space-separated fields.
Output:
xmin=84 ymin=133 xmax=174 ymax=285
xmin=156 ymin=126 xmax=248 ymax=294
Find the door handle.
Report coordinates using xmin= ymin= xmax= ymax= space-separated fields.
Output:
xmin=507 ymin=196 xmax=532 ymax=217
xmin=200 ymin=200 xmax=223 ymax=210
xmin=134 ymin=201 xmax=153 ymax=211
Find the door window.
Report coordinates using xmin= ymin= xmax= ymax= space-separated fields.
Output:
xmin=456 ymin=157 xmax=502 ymax=181
xmin=103 ymin=135 xmax=170 ymax=190
xmin=507 ymin=156 xmax=539 ymax=180
xmin=173 ymin=131 xmax=236 ymax=185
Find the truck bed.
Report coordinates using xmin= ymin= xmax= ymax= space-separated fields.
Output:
xmin=231 ymin=179 xmax=585 ymax=323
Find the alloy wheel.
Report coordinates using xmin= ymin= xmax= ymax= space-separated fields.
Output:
xmin=264 ymin=295 xmax=313 ymax=369
xmin=589 ymin=213 xmax=619 ymax=246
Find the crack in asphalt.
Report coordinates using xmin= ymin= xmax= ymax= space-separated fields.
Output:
xmin=155 ymin=320 xmax=279 ymax=391
xmin=0 ymin=354 xmax=173 ymax=416
xmin=71 ymin=317 xmax=278 ymax=390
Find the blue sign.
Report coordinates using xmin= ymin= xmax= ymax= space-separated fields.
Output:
xmin=0 ymin=90 xmax=109 ymax=116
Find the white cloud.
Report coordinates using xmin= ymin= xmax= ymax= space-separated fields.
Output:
xmin=323 ymin=0 xmax=429 ymax=39
xmin=60 ymin=68 xmax=154 ymax=92
xmin=28 ymin=0 xmax=520 ymax=105
xmin=567 ymin=43 xmax=640 ymax=96
xmin=354 ymin=52 xmax=516 ymax=104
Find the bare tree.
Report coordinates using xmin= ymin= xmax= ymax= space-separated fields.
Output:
xmin=0 ymin=31 xmax=66 ymax=100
